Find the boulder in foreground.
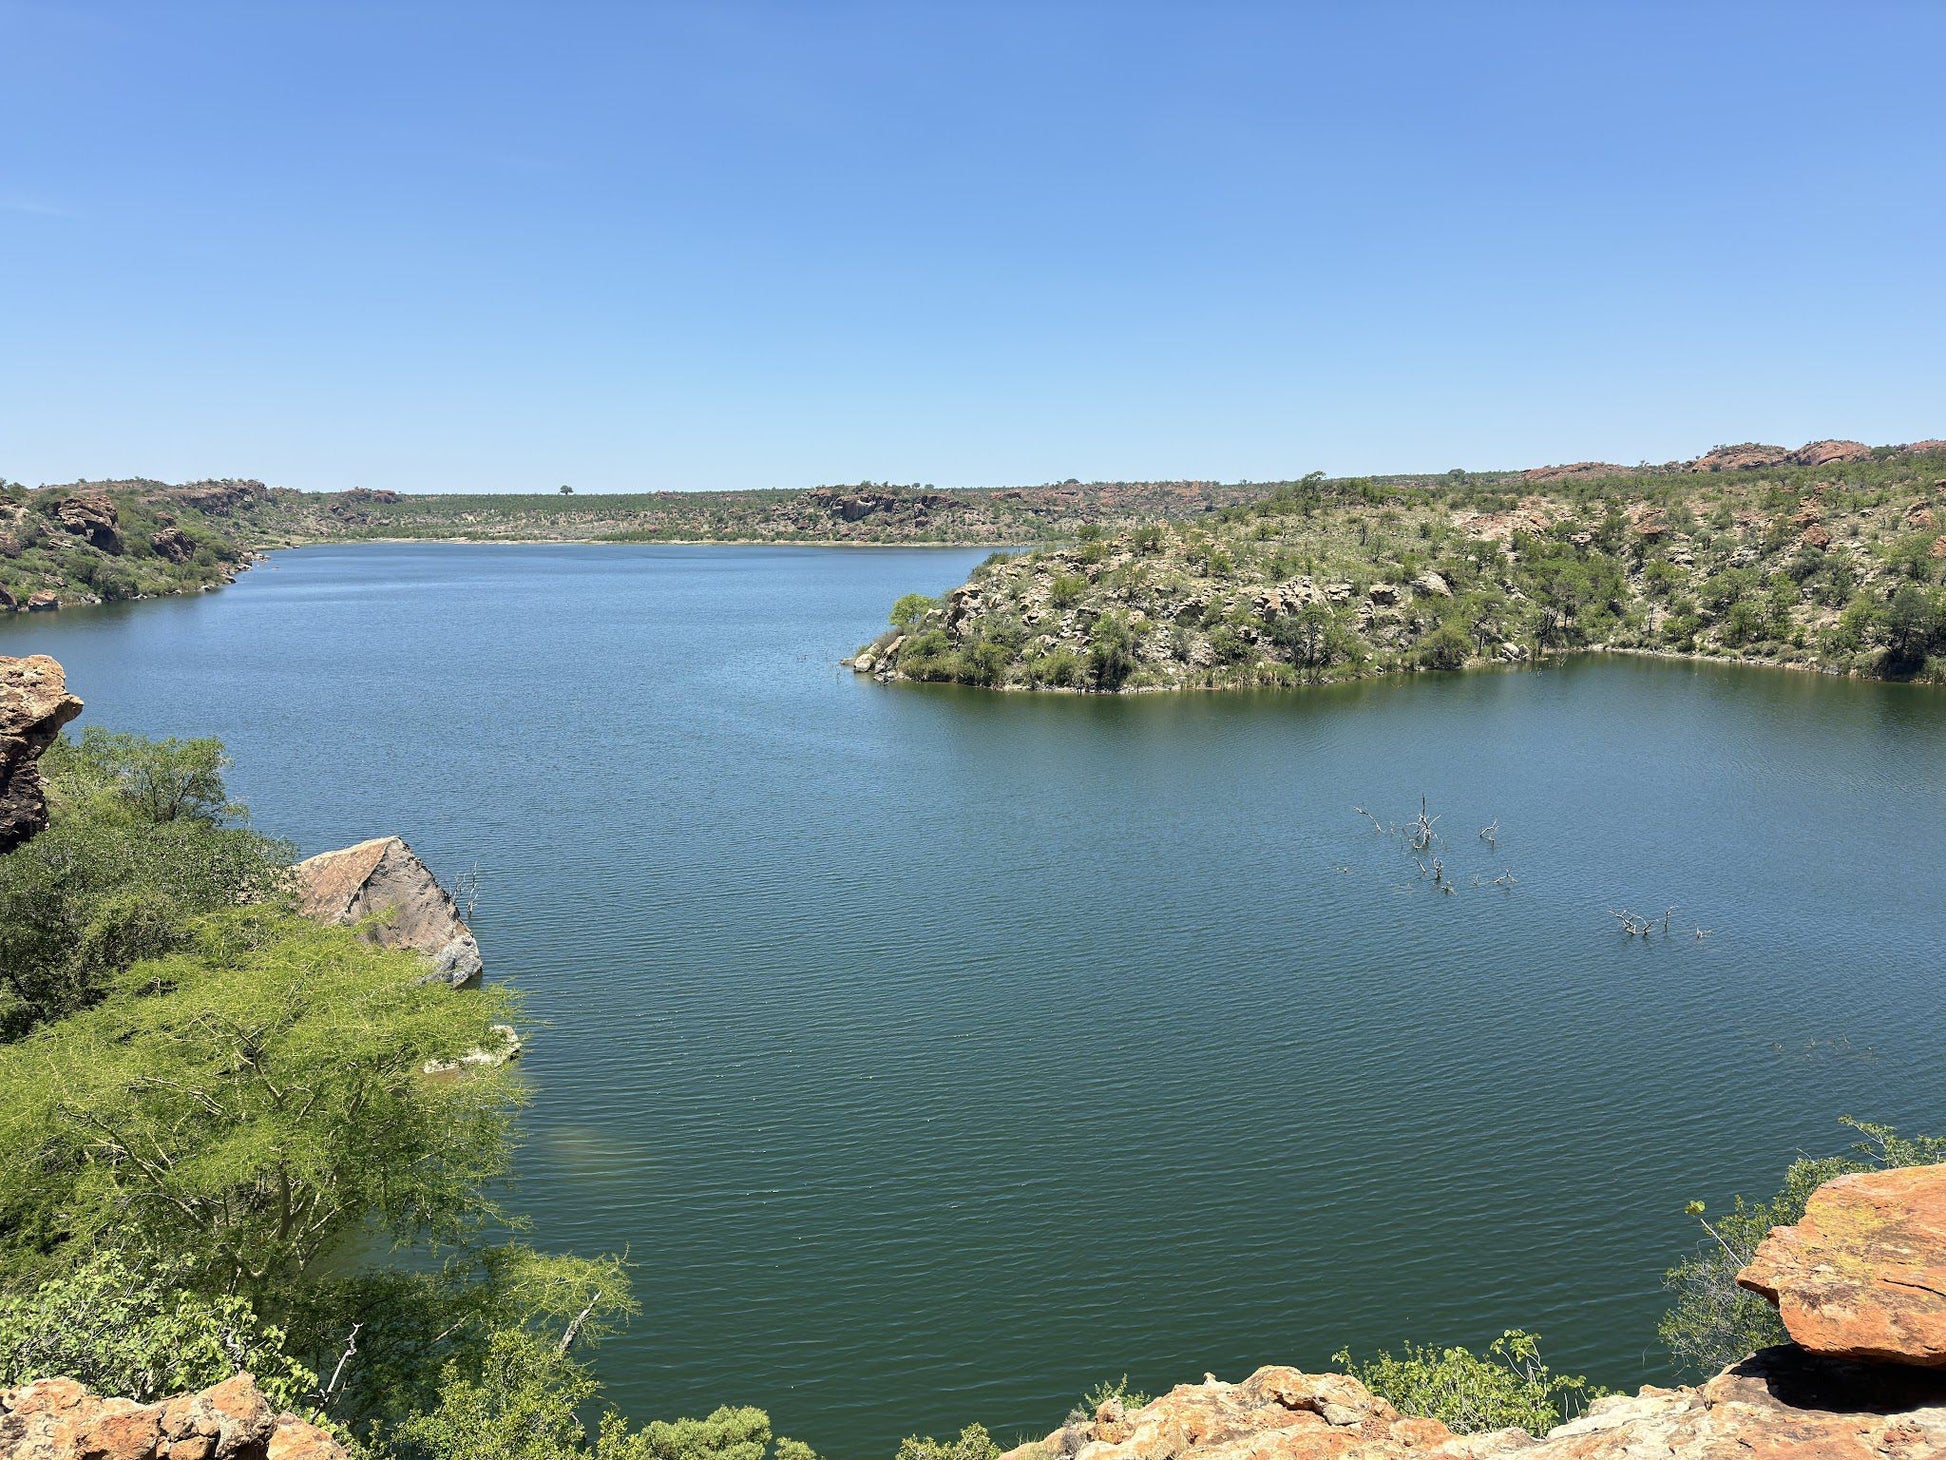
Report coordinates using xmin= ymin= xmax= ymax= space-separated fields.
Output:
xmin=0 ymin=655 xmax=84 ymax=853
xmin=1737 ymin=1162 xmax=1946 ymax=1367
xmin=294 ymin=835 xmax=482 ymax=985
xmin=0 ymin=1373 xmax=344 ymax=1460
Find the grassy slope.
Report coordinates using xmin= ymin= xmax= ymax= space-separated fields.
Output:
xmin=863 ymin=450 xmax=1946 ymax=691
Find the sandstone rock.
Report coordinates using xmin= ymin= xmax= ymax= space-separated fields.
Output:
xmin=1691 ymin=443 xmax=1790 ymax=472
xmin=1000 ymin=1349 xmax=1946 ymax=1460
xmin=0 ymin=1373 xmax=342 ymax=1460
xmin=150 ymin=528 xmax=195 ymax=565
xmin=54 ymin=495 xmax=122 ymax=554
xmin=0 ymin=656 xmax=83 ymax=854
xmin=26 ymin=592 xmax=58 ymax=612
xmin=1899 ymin=440 xmax=1946 ymax=457
xmin=0 ymin=586 xmax=16 ymax=612
xmin=1802 ymin=524 xmax=1832 ymax=550
xmin=1737 ymin=1163 xmax=1946 ymax=1366
xmin=1412 ymin=572 xmax=1452 ymax=599
xmin=294 ymin=836 xmax=483 ymax=985
xmin=1790 ymin=439 xmax=1872 ymax=467
xmin=1530 ymin=1345 xmax=1946 ymax=1458
xmin=1368 ymin=583 xmax=1400 ymax=606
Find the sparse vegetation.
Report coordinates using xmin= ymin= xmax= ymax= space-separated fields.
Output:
xmin=1331 ymin=1330 xmax=1607 ymax=1436
xmin=866 ymin=448 xmax=1946 ymax=691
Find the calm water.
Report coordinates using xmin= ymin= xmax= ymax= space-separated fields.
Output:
xmin=9 ymin=544 xmax=1945 ymax=1456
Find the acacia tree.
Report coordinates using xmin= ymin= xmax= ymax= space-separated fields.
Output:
xmin=0 ymin=909 xmax=523 ymax=1303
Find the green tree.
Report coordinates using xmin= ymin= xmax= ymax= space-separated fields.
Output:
xmin=0 ymin=732 xmax=293 ymax=1038
xmin=1087 ymin=614 xmax=1138 ymax=690
xmin=0 ymin=909 xmax=522 ymax=1305
xmin=890 ymin=594 xmax=937 ymax=634
xmin=1883 ymin=584 xmax=1941 ymax=668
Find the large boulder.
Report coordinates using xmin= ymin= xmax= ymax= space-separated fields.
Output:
xmin=0 ymin=1373 xmax=344 ymax=1460
xmin=293 ymin=836 xmax=482 ymax=985
xmin=1737 ymin=1163 xmax=1946 ymax=1367
xmin=0 ymin=656 xmax=83 ymax=853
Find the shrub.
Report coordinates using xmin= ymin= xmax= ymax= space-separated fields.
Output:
xmin=0 ymin=1251 xmax=315 ymax=1408
xmin=1416 ymin=624 xmax=1471 ymax=670
xmin=1087 ymin=614 xmax=1139 ymax=690
xmin=893 ymin=1425 xmax=997 ymax=1460
xmin=1049 ymin=573 xmax=1087 ymax=609
xmin=1332 ymin=1330 xmax=1604 ymax=1436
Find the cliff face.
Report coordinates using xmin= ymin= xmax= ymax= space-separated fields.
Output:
xmin=0 ymin=656 xmax=83 ymax=853
xmin=0 ymin=1374 xmax=343 ymax=1460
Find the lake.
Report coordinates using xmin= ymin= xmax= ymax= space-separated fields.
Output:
xmin=8 ymin=543 xmax=1944 ymax=1457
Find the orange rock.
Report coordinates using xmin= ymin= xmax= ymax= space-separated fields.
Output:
xmin=1738 ymin=1164 xmax=1946 ymax=1366
xmin=2 ymin=1376 xmax=345 ymax=1460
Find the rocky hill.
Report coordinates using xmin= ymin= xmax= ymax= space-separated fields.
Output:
xmin=0 ymin=479 xmax=262 ymax=611
xmin=854 ymin=440 xmax=1946 ymax=690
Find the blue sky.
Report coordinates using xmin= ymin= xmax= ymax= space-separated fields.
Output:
xmin=4 ymin=1 xmax=1944 ymax=493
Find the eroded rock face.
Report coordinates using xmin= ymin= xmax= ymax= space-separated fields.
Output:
xmin=150 ymin=527 xmax=195 ymax=564
xmin=54 ymin=494 xmax=122 ymax=554
xmin=1737 ymin=1163 xmax=1946 ymax=1367
xmin=0 ymin=656 xmax=84 ymax=853
xmin=294 ymin=836 xmax=482 ymax=985
xmin=0 ymin=1373 xmax=345 ymax=1460
xmin=1790 ymin=439 xmax=1872 ymax=467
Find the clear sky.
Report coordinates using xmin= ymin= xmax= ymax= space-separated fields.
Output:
xmin=4 ymin=1 xmax=1944 ymax=493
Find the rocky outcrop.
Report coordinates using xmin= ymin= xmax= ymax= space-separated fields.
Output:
xmin=150 ymin=527 xmax=195 ymax=564
xmin=1738 ymin=1163 xmax=1946 ymax=1367
xmin=0 ymin=1373 xmax=344 ymax=1460
xmin=53 ymin=495 xmax=122 ymax=554
xmin=293 ymin=836 xmax=482 ymax=985
xmin=1790 ymin=439 xmax=1872 ymax=467
xmin=1003 ymin=1347 xmax=1946 ymax=1460
xmin=1691 ymin=443 xmax=1791 ymax=471
xmin=25 ymin=593 xmax=58 ymax=613
xmin=1520 ymin=463 xmax=1625 ymax=483
xmin=992 ymin=1166 xmax=1946 ymax=1460
xmin=0 ymin=656 xmax=83 ymax=853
